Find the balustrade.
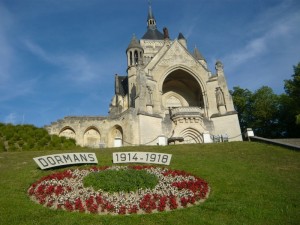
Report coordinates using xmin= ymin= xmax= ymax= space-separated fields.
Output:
xmin=169 ymin=107 xmax=204 ymax=117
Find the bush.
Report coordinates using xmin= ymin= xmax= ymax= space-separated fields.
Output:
xmin=0 ymin=123 xmax=81 ymax=151
xmin=0 ymin=142 xmax=6 ymax=152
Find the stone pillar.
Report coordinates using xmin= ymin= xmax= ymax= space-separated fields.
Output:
xmin=203 ymin=131 xmax=212 ymax=143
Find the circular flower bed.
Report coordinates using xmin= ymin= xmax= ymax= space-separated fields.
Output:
xmin=28 ymin=165 xmax=210 ymax=215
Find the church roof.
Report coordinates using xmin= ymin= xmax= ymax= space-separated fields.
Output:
xmin=141 ymin=2 xmax=164 ymax=40
xmin=142 ymin=29 xmax=164 ymax=40
xmin=127 ymin=35 xmax=142 ymax=51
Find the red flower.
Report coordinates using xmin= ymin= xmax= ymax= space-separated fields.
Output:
xmin=118 ymin=206 xmax=126 ymax=215
xmin=28 ymin=166 xmax=209 ymax=215
xmin=64 ymin=200 xmax=74 ymax=211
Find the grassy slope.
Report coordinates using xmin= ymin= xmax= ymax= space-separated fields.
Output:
xmin=0 ymin=142 xmax=299 ymax=225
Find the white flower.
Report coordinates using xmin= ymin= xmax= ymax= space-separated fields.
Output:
xmin=29 ymin=166 xmax=209 ymax=215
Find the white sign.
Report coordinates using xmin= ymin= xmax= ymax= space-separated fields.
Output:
xmin=113 ymin=152 xmax=172 ymax=165
xmin=33 ymin=153 xmax=98 ymax=170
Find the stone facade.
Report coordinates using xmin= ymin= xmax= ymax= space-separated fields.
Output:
xmin=45 ymin=4 xmax=242 ymax=147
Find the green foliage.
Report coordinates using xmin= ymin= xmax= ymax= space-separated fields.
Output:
xmin=0 ymin=141 xmax=6 ymax=152
xmin=281 ymin=62 xmax=300 ymax=137
xmin=251 ymin=86 xmax=281 ymax=137
xmin=284 ymin=62 xmax=300 ymax=98
xmin=231 ymin=86 xmax=280 ymax=138
xmin=83 ymin=169 xmax=158 ymax=193
xmin=0 ymin=123 xmax=80 ymax=151
xmin=230 ymin=86 xmax=253 ymax=132
xmin=297 ymin=114 xmax=300 ymax=125
xmin=231 ymin=62 xmax=300 ymax=138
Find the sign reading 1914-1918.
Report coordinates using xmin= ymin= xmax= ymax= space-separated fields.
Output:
xmin=113 ymin=152 xmax=172 ymax=165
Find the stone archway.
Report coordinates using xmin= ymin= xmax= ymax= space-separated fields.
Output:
xmin=83 ymin=127 xmax=101 ymax=148
xmin=59 ymin=127 xmax=76 ymax=139
xmin=108 ymin=125 xmax=123 ymax=147
xmin=162 ymin=69 xmax=205 ymax=112
xmin=179 ymin=128 xmax=203 ymax=144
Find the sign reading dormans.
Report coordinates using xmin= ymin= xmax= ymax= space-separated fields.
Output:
xmin=33 ymin=153 xmax=98 ymax=169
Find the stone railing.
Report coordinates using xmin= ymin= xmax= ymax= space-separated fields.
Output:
xmin=170 ymin=107 xmax=204 ymax=117
xmin=169 ymin=107 xmax=204 ymax=125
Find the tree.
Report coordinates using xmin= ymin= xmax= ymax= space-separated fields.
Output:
xmin=230 ymin=86 xmax=252 ymax=133
xmin=231 ymin=86 xmax=280 ymax=138
xmin=250 ymin=86 xmax=280 ymax=137
xmin=231 ymin=63 xmax=300 ymax=138
xmin=280 ymin=62 xmax=300 ymax=137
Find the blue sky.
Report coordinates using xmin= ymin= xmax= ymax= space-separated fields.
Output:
xmin=1 ymin=0 xmax=299 ymax=127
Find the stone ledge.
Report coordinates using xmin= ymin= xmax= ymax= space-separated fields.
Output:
xmin=210 ymin=111 xmax=237 ymax=118
xmin=250 ymin=136 xmax=300 ymax=151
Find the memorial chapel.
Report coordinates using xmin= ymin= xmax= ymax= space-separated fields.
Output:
xmin=45 ymin=4 xmax=242 ymax=147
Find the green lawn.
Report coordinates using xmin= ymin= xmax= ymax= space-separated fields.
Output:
xmin=0 ymin=142 xmax=299 ymax=225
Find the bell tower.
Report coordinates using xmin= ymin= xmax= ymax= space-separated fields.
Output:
xmin=126 ymin=35 xmax=143 ymax=68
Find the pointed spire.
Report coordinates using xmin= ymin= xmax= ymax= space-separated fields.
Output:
xmin=147 ymin=0 xmax=157 ymax=30
xmin=126 ymin=34 xmax=142 ymax=51
xmin=193 ymin=46 xmax=205 ymax=61
xmin=178 ymin=32 xmax=187 ymax=48
xmin=147 ymin=0 xmax=154 ymax=20
xmin=142 ymin=1 xmax=164 ymax=40
xmin=178 ymin=32 xmax=186 ymax=40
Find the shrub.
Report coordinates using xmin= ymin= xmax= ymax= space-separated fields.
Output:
xmin=0 ymin=142 xmax=6 ymax=152
xmin=0 ymin=123 xmax=81 ymax=151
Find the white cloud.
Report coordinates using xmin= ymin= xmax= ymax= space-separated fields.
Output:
xmin=226 ymin=37 xmax=266 ymax=66
xmin=58 ymin=54 xmax=99 ymax=83
xmin=0 ymin=4 xmax=39 ymax=103
xmin=223 ymin=4 xmax=300 ymax=71
xmin=4 ymin=112 xmax=17 ymax=124
xmin=0 ymin=78 xmax=37 ymax=102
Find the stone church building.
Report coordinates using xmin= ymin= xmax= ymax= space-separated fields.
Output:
xmin=45 ymin=4 xmax=242 ymax=148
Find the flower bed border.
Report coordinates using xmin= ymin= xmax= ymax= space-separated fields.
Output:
xmin=28 ymin=165 xmax=210 ymax=215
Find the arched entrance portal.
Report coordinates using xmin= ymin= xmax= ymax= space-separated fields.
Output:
xmin=162 ymin=69 xmax=204 ymax=111
xmin=109 ymin=125 xmax=123 ymax=147
xmin=83 ymin=127 xmax=101 ymax=148
xmin=180 ymin=128 xmax=203 ymax=144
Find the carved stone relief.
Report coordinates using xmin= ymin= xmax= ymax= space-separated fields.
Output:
xmin=158 ymin=43 xmax=197 ymax=68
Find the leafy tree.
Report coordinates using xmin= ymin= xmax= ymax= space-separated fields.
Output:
xmin=231 ymin=63 xmax=300 ymax=138
xmin=297 ymin=115 xmax=300 ymax=125
xmin=231 ymin=86 xmax=280 ymax=138
xmin=280 ymin=62 xmax=300 ymax=137
xmin=230 ymin=86 xmax=252 ymax=133
xmin=250 ymin=86 xmax=280 ymax=137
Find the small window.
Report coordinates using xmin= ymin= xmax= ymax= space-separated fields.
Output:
xmin=134 ymin=51 xmax=138 ymax=64
xmin=129 ymin=51 xmax=133 ymax=65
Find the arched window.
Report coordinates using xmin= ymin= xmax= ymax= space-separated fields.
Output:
xmin=129 ymin=51 xmax=133 ymax=65
xmin=134 ymin=50 xmax=139 ymax=64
